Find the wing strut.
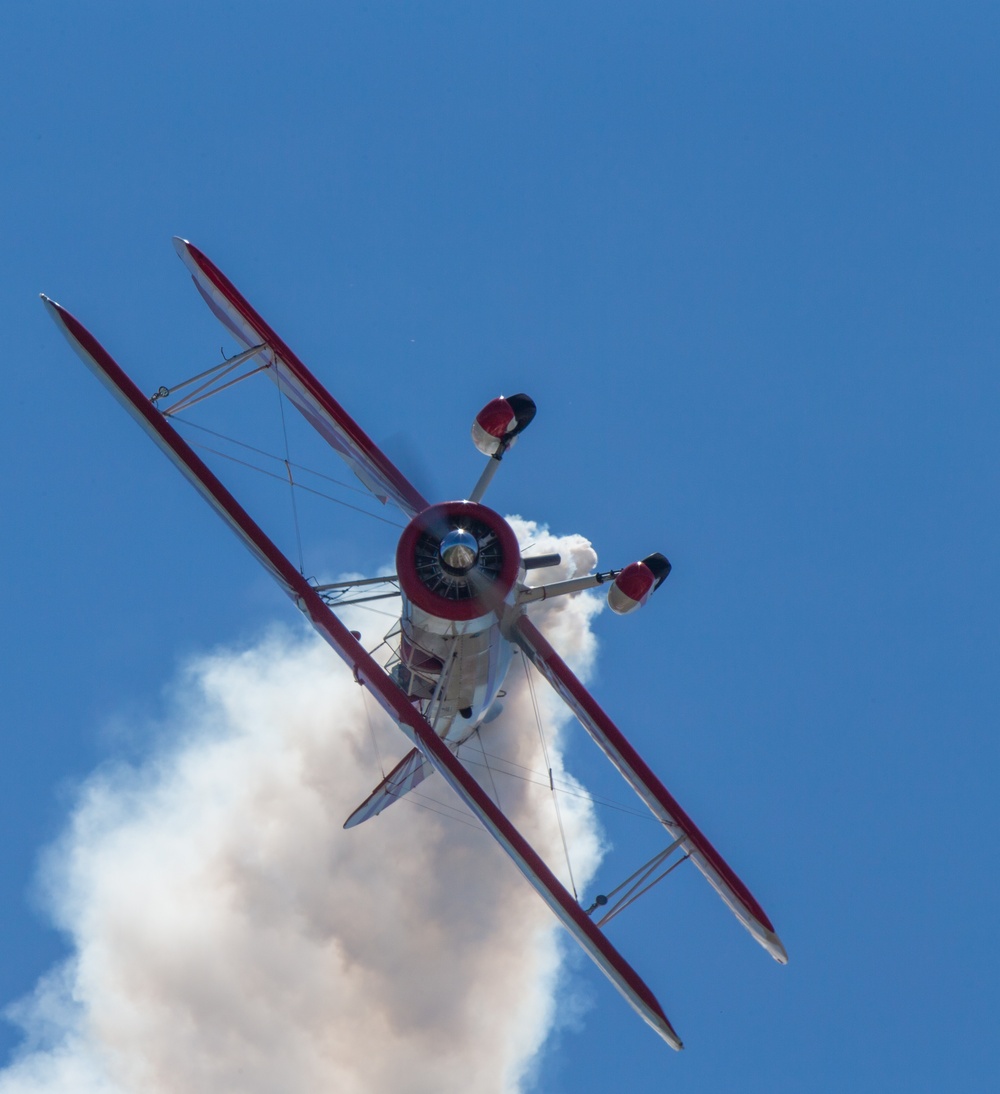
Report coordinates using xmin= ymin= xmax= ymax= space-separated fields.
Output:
xmin=586 ymin=837 xmax=690 ymax=928
xmin=151 ymin=343 xmax=269 ymax=416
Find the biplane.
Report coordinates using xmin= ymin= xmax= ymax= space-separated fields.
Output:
xmin=41 ymin=239 xmax=786 ymax=1051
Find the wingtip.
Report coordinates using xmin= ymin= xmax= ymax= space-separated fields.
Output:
xmin=39 ymin=293 xmax=64 ymax=322
xmin=172 ymin=235 xmax=191 ymax=258
xmin=657 ymin=1019 xmax=684 ymax=1051
xmin=642 ymin=998 xmax=684 ymax=1050
xmin=765 ymin=930 xmax=789 ymax=965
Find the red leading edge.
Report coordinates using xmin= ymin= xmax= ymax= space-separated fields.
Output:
xmin=40 ymin=294 xmax=685 ymax=1051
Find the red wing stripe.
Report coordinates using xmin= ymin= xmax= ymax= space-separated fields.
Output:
xmin=514 ymin=615 xmax=787 ymax=964
xmin=43 ymin=296 xmax=683 ymax=1049
xmin=172 ymin=238 xmax=429 ymax=518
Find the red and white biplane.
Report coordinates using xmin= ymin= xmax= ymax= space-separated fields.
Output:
xmin=41 ymin=239 xmax=786 ymax=1051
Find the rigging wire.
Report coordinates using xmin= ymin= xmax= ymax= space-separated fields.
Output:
xmin=275 ymin=381 xmax=306 ymax=574
xmin=398 ymin=790 xmax=492 ymax=833
xmin=172 ymin=416 xmax=381 ymax=498
xmin=462 ymin=731 xmax=501 ymax=813
xmin=457 ymin=752 xmax=655 ymax=822
xmin=335 ymin=601 xmax=400 ymax=620
xmin=522 ymin=650 xmax=579 ymax=901
xmin=359 ymin=687 xmax=387 ymax=780
xmin=171 ymin=417 xmax=406 ymax=529
xmin=179 ymin=439 xmax=405 ymax=528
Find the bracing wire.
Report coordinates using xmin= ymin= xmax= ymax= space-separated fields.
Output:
xmin=359 ymin=687 xmax=387 ymax=780
xmin=172 ymin=417 xmax=406 ymax=529
xmin=173 ymin=417 xmax=383 ymax=498
xmin=522 ymin=650 xmax=579 ymax=901
xmin=398 ymin=790 xmax=491 ymax=833
xmin=181 ymin=440 xmax=405 ymax=528
xmin=274 ymin=381 xmax=306 ymax=574
xmin=463 ymin=731 xmax=502 ymax=812
xmin=458 ymin=751 xmax=656 ymax=822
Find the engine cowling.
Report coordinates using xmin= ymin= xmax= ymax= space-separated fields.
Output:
xmin=471 ymin=393 xmax=536 ymax=457
xmin=607 ymin=552 xmax=672 ymax=615
xmin=396 ymin=501 xmax=522 ymax=622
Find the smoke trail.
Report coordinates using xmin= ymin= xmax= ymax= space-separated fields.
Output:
xmin=1 ymin=523 xmax=606 ymax=1094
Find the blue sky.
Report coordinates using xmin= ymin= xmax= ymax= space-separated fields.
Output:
xmin=3 ymin=3 xmax=999 ymax=1090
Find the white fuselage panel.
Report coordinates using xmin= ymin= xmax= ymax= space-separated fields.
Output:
xmin=397 ymin=597 xmax=514 ymax=744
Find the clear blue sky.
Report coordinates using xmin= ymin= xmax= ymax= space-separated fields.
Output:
xmin=3 ymin=3 xmax=999 ymax=1090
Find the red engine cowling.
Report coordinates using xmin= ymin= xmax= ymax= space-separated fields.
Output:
xmin=607 ymin=552 xmax=672 ymax=615
xmin=471 ymin=393 xmax=537 ymax=456
xmin=396 ymin=501 xmax=522 ymax=621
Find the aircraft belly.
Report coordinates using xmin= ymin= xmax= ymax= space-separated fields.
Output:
xmin=399 ymin=600 xmax=512 ymax=743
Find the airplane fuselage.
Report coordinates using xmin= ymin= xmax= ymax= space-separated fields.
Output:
xmin=394 ymin=597 xmax=516 ymax=743
xmin=390 ymin=499 xmax=523 ymax=744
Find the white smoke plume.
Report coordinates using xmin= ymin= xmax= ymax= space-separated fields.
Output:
xmin=1 ymin=522 xmax=607 ymax=1094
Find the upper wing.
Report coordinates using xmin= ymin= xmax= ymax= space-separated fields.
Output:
xmin=514 ymin=614 xmax=788 ymax=965
xmin=42 ymin=295 xmax=684 ymax=1051
xmin=172 ymin=237 xmax=429 ymax=518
